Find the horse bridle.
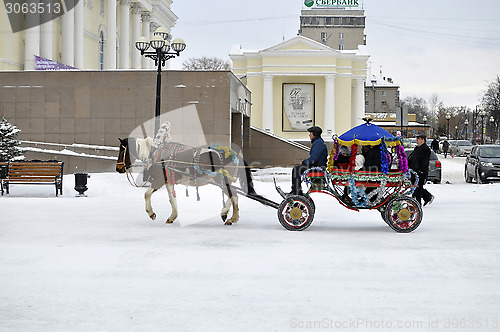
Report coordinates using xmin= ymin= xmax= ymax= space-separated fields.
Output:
xmin=116 ymin=143 xmax=129 ymax=170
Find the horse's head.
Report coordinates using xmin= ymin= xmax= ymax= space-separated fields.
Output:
xmin=116 ymin=138 xmax=132 ymax=173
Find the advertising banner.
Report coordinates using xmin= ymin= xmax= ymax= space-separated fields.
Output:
xmin=283 ymin=83 xmax=315 ymax=131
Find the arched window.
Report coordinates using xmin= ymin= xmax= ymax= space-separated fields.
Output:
xmin=99 ymin=30 xmax=105 ymax=70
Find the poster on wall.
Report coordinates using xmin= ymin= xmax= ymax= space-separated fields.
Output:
xmin=282 ymin=83 xmax=315 ymax=131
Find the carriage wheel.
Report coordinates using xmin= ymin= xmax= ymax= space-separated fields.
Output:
xmin=277 ymin=195 xmax=314 ymax=231
xmin=384 ymin=196 xmax=422 ymax=233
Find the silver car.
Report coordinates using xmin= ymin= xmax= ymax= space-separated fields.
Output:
xmin=449 ymin=140 xmax=473 ymax=156
xmin=405 ymin=148 xmax=442 ymax=184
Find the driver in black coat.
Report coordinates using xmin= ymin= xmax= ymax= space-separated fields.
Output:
xmin=408 ymin=134 xmax=434 ymax=206
xmin=289 ymin=126 xmax=328 ymax=195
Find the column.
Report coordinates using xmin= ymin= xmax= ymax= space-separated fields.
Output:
xmin=141 ymin=12 xmax=151 ymax=69
xmin=149 ymin=22 xmax=158 ymax=69
xmin=74 ymin=0 xmax=84 ymax=68
xmin=119 ymin=0 xmax=130 ymax=69
xmin=24 ymin=2 xmax=40 ymax=70
xmin=351 ymin=77 xmax=365 ymax=127
xmin=40 ymin=15 xmax=53 ymax=60
xmin=61 ymin=1 xmax=74 ymax=67
xmin=323 ymin=74 xmax=336 ymax=137
xmin=262 ymin=75 xmax=274 ymax=132
xmin=106 ymin=0 xmax=117 ymax=69
xmin=130 ymin=4 xmax=142 ymax=69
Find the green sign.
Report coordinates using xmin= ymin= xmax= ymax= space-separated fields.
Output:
xmin=304 ymin=0 xmax=360 ymax=7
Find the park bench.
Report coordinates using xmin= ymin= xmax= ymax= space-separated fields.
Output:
xmin=1 ymin=161 xmax=64 ymax=197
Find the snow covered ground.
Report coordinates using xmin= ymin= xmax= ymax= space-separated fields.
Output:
xmin=1 ymin=157 xmax=499 ymax=331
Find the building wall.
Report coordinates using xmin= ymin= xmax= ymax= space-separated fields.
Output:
xmin=299 ymin=9 xmax=366 ymax=50
xmin=0 ymin=70 xmax=249 ymax=147
xmin=0 ymin=0 xmax=177 ymax=70
xmin=231 ymin=36 xmax=368 ymax=142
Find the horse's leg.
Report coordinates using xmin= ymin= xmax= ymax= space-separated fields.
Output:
xmin=145 ymin=187 xmax=158 ymax=221
xmin=220 ymin=196 xmax=232 ymax=224
xmin=165 ymin=183 xmax=178 ymax=223
xmin=226 ymin=195 xmax=239 ymax=225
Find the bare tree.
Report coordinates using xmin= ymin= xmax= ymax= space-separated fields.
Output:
xmin=481 ymin=75 xmax=500 ymax=142
xmin=182 ymin=56 xmax=231 ymax=71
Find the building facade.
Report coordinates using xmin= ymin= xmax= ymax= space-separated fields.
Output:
xmin=0 ymin=0 xmax=177 ymax=71
xmin=364 ymin=74 xmax=400 ymax=113
xmin=230 ymin=36 xmax=369 ymax=142
xmin=298 ymin=8 xmax=366 ymax=51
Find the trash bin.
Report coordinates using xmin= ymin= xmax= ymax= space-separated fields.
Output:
xmin=74 ymin=173 xmax=90 ymax=197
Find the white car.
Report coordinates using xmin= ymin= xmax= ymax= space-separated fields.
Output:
xmin=449 ymin=140 xmax=473 ymax=156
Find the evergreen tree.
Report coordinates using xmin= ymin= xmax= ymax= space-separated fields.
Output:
xmin=0 ymin=117 xmax=24 ymax=161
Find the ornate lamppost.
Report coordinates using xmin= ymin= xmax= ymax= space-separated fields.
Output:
xmin=135 ymin=27 xmax=186 ymax=135
xmin=422 ymin=115 xmax=427 ymax=137
xmin=490 ymin=116 xmax=495 ymax=144
xmin=446 ymin=113 xmax=451 ymax=139
xmin=464 ymin=119 xmax=469 ymax=140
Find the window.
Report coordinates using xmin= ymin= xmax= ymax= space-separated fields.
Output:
xmin=99 ymin=30 xmax=104 ymax=70
xmin=334 ymin=17 xmax=340 ymax=25
xmin=321 ymin=32 xmax=327 ymax=43
xmin=100 ymin=0 xmax=104 ymax=16
xmin=339 ymin=32 xmax=344 ymax=39
xmin=325 ymin=17 xmax=332 ymax=25
xmin=381 ymin=90 xmax=386 ymax=96
xmin=338 ymin=44 xmax=344 ymax=50
xmin=381 ymin=101 xmax=388 ymax=108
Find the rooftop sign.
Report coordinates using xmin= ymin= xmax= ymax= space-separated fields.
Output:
xmin=304 ymin=0 xmax=360 ymax=8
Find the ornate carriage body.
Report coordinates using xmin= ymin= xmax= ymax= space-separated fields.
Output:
xmin=276 ymin=121 xmax=423 ymax=233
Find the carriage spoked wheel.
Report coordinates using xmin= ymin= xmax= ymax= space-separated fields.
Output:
xmin=383 ymin=196 xmax=422 ymax=233
xmin=277 ymin=195 xmax=315 ymax=231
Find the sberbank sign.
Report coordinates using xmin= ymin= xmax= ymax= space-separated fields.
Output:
xmin=304 ymin=0 xmax=360 ymax=8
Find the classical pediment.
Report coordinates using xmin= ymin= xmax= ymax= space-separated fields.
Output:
xmin=263 ymin=36 xmax=337 ymax=53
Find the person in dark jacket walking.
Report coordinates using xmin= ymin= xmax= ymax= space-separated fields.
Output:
xmin=431 ymin=138 xmax=439 ymax=154
xmin=408 ymin=133 xmax=434 ymax=206
xmin=289 ymin=126 xmax=328 ymax=195
xmin=442 ymin=139 xmax=450 ymax=158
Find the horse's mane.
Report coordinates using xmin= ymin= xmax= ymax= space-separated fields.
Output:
xmin=134 ymin=137 xmax=153 ymax=162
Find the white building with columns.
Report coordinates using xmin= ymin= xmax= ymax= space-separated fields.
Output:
xmin=0 ymin=0 xmax=177 ymax=71
xmin=230 ymin=36 xmax=369 ymax=142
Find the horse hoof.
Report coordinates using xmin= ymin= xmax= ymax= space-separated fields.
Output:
xmin=166 ymin=219 xmax=174 ymax=224
xmin=221 ymin=215 xmax=228 ymax=222
xmin=150 ymin=213 xmax=156 ymax=221
xmin=224 ymin=221 xmax=233 ymax=225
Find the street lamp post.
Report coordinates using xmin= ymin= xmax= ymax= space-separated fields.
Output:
xmin=479 ymin=109 xmax=486 ymax=145
xmin=464 ymin=119 xmax=469 ymax=140
xmin=446 ymin=113 xmax=451 ymax=139
xmin=490 ymin=116 xmax=495 ymax=144
xmin=422 ymin=115 xmax=427 ymax=137
xmin=135 ymin=27 xmax=186 ymax=135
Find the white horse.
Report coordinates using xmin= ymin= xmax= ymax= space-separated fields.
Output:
xmin=116 ymin=137 xmax=256 ymax=225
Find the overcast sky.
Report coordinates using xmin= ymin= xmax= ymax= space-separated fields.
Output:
xmin=168 ymin=0 xmax=500 ymax=110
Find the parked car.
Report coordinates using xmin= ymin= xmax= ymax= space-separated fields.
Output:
xmin=449 ymin=140 xmax=473 ymax=156
xmin=403 ymin=137 xmax=417 ymax=148
xmin=465 ymin=145 xmax=500 ymax=184
xmin=405 ymin=148 xmax=442 ymax=184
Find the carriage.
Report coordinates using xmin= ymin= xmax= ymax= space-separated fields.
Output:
xmin=274 ymin=121 xmax=423 ymax=233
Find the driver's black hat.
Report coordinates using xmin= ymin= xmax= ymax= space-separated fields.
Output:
xmin=416 ymin=133 xmax=427 ymax=140
xmin=307 ymin=126 xmax=323 ymax=137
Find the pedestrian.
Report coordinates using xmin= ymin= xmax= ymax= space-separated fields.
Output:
xmin=289 ymin=126 xmax=328 ymax=195
xmin=442 ymin=139 xmax=450 ymax=158
xmin=431 ymin=138 xmax=439 ymax=154
xmin=408 ymin=133 xmax=434 ymax=206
